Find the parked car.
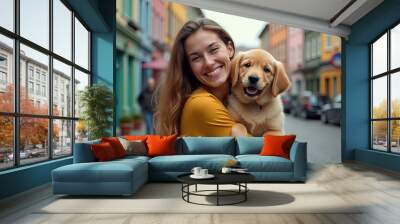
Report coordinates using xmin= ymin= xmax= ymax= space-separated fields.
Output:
xmin=290 ymin=91 xmax=321 ymax=119
xmin=321 ymin=95 xmax=341 ymax=125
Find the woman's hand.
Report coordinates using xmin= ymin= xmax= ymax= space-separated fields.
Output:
xmin=231 ymin=123 xmax=248 ymax=137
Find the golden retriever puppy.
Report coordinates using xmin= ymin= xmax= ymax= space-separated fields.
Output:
xmin=228 ymin=49 xmax=291 ymax=136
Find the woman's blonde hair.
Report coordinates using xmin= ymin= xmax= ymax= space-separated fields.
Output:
xmin=154 ymin=18 xmax=235 ymax=135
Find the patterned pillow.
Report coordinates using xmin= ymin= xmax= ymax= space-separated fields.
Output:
xmin=118 ymin=137 xmax=147 ymax=156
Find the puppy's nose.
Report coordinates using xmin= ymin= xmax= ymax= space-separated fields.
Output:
xmin=248 ymin=76 xmax=259 ymax=84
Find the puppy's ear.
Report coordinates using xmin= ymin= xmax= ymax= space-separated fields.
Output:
xmin=230 ymin=52 xmax=244 ymax=87
xmin=272 ymin=61 xmax=291 ymax=97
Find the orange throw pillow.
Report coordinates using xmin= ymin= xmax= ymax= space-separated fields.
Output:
xmin=260 ymin=135 xmax=296 ymax=159
xmin=123 ymin=135 xmax=148 ymax=141
xmin=91 ymin=142 xmax=117 ymax=161
xmin=101 ymin=137 xmax=126 ymax=158
xmin=146 ymin=134 xmax=178 ymax=157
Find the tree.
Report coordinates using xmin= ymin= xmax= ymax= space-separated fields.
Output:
xmin=0 ymin=84 xmax=59 ymax=151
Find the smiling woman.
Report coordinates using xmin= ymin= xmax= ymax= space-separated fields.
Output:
xmin=154 ymin=18 xmax=247 ymax=136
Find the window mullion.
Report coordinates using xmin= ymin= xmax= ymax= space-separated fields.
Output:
xmin=13 ymin=0 xmax=20 ymax=167
xmin=388 ymin=29 xmax=391 ymax=152
xmin=71 ymin=11 xmax=76 ymax=154
xmin=49 ymin=0 xmax=53 ymax=160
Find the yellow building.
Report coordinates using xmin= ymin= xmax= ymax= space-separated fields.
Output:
xmin=319 ymin=33 xmax=342 ymax=99
xmin=164 ymin=2 xmax=188 ymax=48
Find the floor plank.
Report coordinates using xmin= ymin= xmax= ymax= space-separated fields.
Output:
xmin=1 ymin=162 xmax=400 ymax=224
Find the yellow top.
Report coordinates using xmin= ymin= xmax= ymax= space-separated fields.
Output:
xmin=180 ymin=87 xmax=234 ymax=136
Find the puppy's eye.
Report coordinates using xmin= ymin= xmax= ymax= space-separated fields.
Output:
xmin=263 ymin=67 xmax=270 ymax=73
xmin=244 ymin=63 xmax=251 ymax=68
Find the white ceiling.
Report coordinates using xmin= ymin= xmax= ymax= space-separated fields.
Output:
xmin=169 ymin=0 xmax=384 ymax=38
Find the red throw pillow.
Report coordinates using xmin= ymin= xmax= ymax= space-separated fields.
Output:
xmin=101 ymin=137 xmax=126 ymax=158
xmin=146 ymin=134 xmax=178 ymax=157
xmin=260 ymin=135 xmax=296 ymax=159
xmin=91 ymin=142 xmax=117 ymax=161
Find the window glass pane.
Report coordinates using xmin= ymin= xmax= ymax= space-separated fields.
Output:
xmin=391 ymin=120 xmax=400 ymax=153
xmin=391 ymin=24 xmax=400 ymax=70
xmin=20 ymin=0 xmax=49 ymax=49
xmin=20 ymin=44 xmax=49 ymax=115
xmin=0 ymin=0 xmax=14 ymax=31
xmin=75 ymin=120 xmax=88 ymax=143
xmin=20 ymin=117 xmax=49 ymax=165
xmin=53 ymin=0 xmax=72 ymax=60
xmin=372 ymin=121 xmax=387 ymax=151
xmin=74 ymin=18 xmax=89 ymax=70
xmin=391 ymin=72 xmax=400 ymax=118
xmin=74 ymin=69 xmax=89 ymax=118
xmin=53 ymin=119 xmax=72 ymax=157
xmin=0 ymin=116 xmax=13 ymax=170
xmin=0 ymin=35 xmax=14 ymax=112
xmin=53 ymin=59 xmax=72 ymax=117
xmin=372 ymin=33 xmax=387 ymax=76
xmin=372 ymin=76 xmax=387 ymax=119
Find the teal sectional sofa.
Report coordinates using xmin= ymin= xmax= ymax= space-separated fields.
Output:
xmin=52 ymin=137 xmax=307 ymax=196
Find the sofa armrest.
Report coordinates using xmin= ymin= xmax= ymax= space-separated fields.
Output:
xmin=73 ymin=140 xmax=100 ymax=163
xmin=289 ymin=141 xmax=307 ymax=181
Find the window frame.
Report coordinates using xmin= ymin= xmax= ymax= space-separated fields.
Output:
xmin=370 ymin=20 xmax=400 ymax=154
xmin=0 ymin=0 xmax=92 ymax=171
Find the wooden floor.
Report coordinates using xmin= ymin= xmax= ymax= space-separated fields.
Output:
xmin=1 ymin=162 xmax=400 ymax=224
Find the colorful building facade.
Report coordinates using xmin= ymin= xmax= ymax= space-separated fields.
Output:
xmin=319 ymin=33 xmax=342 ymax=99
xmin=116 ymin=0 xmax=153 ymax=133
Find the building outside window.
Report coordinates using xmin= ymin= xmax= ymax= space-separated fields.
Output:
xmin=371 ymin=23 xmax=400 ymax=154
xmin=0 ymin=0 xmax=91 ymax=170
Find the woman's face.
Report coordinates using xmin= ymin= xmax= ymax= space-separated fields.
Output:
xmin=184 ymin=29 xmax=234 ymax=89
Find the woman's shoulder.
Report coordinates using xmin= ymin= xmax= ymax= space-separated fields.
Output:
xmin=185 ymin=87 xmax=220 ymax=106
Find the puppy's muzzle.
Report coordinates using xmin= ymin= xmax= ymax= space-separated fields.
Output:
xmin=244 ymin=75 xmax=262 ymax=97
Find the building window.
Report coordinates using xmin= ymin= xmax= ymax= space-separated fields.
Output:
xmin=326 ymin=34 xmax=331 ymax=51
xmin=0 ymin=0 xmax=91 ymax=170
xmin=0 ymin=71 xmax=7 ymax=85
xmin=370 ymin=23 xmax=400 ymax=154
xmin=28 ymin=81 xmax=34 ymax=94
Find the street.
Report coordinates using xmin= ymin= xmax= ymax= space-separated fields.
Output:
xmin=284 ymin=114 xmax=341 ymax=164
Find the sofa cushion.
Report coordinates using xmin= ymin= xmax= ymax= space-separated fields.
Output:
xmin=236 ymin=155 xmax=293 ymax=172
xmin=148 ymin=154 xmax=235 ymax=172
xmin=177 ymin=137 xmax=235 ymax=155
xmin=236 ymin=137 xmax=263 ymax=155
xmin=52 ymin=159 xmax=147 ymax=183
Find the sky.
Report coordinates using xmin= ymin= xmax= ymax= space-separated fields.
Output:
xmin=202 ymin=9 xmax=267 ymax=48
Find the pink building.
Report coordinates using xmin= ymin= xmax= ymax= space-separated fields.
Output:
xmin=151 ymin=0 xmax=165 ymax=44
xmin=287 ymin=27 xmax=304 ymax=95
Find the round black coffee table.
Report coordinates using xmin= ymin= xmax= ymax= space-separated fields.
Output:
xmin=177 ymin=173 xmax=255 ymax=206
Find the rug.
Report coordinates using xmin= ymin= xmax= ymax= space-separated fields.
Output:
xmin=37 ymin=183 xmax=362 ymax=214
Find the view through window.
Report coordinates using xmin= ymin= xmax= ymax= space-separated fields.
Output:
xmin=371 ymin=22 xmax=400 ymax=153
xmin=0 ymin=0 xmax=91 ymax=170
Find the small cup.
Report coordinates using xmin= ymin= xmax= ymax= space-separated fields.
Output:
xmin=221 ymin=167 xmax=232 ymax=174
xmin=199 ymin=169 xmax=208 ymax=176
xmin=191 ymin=167 xmax=202 ymax=176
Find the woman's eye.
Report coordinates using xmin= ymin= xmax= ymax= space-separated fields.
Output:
xmin=244 ymin=63 xmax=251 ymax=67
xmin=264 ymin=67 xmax=270 ymax=73
xmin=191 ymin=57 xmax=199 ymax=62
xmin=210 ymin=48 xmax=218 ymax=54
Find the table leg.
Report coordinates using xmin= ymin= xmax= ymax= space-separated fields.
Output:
xmin=217 ymin=184 xmax=219 ymax=206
